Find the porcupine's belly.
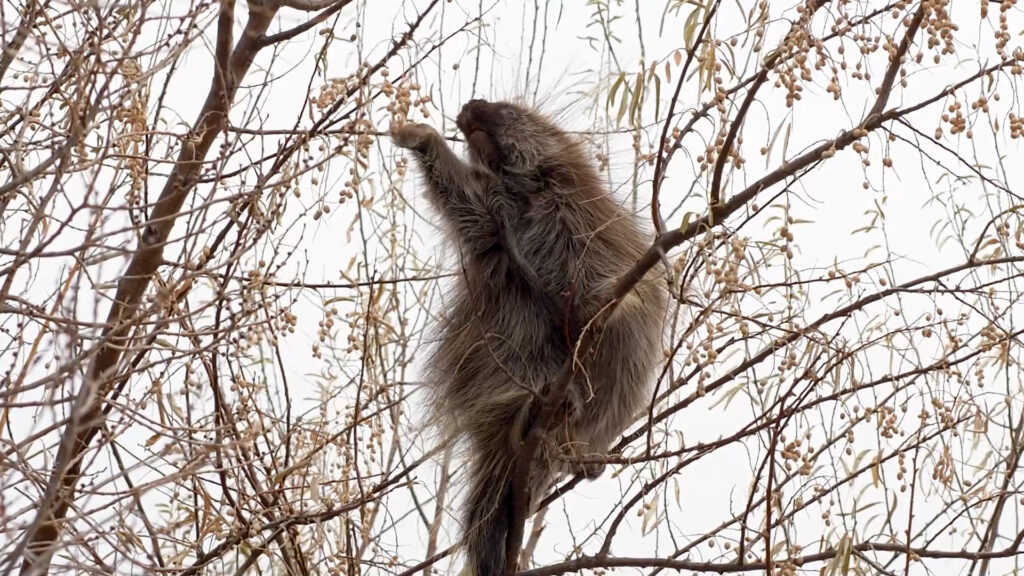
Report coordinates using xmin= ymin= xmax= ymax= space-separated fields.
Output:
xmin=573 ymin=299 xmax=664 ymax=452
xmin=433 ymin=285 xmax=565 ymax=442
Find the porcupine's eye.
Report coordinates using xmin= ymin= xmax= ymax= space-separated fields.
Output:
xmin=499 ymin=105 xmax=518 ymax=123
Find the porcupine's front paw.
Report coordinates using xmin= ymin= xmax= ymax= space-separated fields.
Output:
xmin=390 ymin=121 xmax=437 ymax=151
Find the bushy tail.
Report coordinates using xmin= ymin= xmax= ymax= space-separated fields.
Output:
xmin=464 ymin=449 xmax=514 ymax=576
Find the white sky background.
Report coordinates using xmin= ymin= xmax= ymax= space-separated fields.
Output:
xmin=2 ymin=0 xmax=1024 ymax=573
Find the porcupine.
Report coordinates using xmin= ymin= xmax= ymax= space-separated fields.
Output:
xmin=391 ymin=99 xmax=666 ymax=575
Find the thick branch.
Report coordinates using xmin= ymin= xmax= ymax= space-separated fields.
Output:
xmin=16 ymin=3 xmax=280 ymax=574
xmin=0 ymin=0 xmax=44 ymax=82
xmin=517 ymin=531 xmax=1024 ymax=576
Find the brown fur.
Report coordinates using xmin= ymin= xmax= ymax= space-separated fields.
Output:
xmin=392 ymin=99 xmax=666 ymax=576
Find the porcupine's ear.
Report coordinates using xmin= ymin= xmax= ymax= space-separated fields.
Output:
xmin=499 ymin=105 xmax=519 ymax=122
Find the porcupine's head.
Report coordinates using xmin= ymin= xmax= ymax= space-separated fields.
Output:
xmin=456 ymin=99 xmax=577 ymax=177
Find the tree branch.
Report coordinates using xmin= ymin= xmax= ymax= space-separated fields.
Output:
xmin=257 ymin=0 xmax=354 ymax=46
xmin=517 ymin=531 xmax=1024 ymax=576
xmin=710 ymin=0 xmax=828 ymax=206
xmin=15 ymin=2 xmax=284 ymax=573
xmin=273 ymin=0 xmax=344 ymax=11
xmin=651 ymin=0 xmax=719 ymax=233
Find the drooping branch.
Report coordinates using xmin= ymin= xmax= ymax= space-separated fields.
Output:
xmin=650 ymin=0 xmax=720 ymax=234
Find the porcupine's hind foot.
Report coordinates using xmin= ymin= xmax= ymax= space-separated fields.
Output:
xmin=553 ymin=385 xmax=610 ymax=481
xmin=570 ymin=445 xmax=610 ymax=480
